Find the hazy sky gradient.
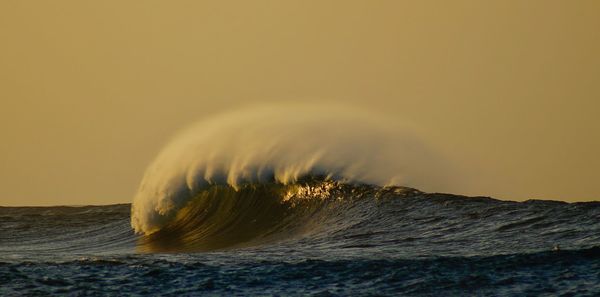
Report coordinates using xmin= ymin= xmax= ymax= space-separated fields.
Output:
xmin=1 ymin=1 xmax=599 ymax=205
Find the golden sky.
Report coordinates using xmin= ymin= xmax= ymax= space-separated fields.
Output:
xmin=1 ymin=1 xmax=599 ymax=205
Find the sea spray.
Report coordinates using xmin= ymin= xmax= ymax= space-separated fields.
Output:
xmin=130 ymin=103 xmax=452 ymax=234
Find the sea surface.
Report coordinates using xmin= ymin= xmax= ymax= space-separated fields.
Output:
xmin=1 ymin=182 xmax=600 ymax=296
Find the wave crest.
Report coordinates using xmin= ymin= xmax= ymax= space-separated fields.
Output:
xmin=131 ymin=104 xmax=450 ymax=236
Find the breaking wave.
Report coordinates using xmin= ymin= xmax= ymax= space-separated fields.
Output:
xmin=137 ymin=178 xmax=421 ymax=252
xmin=131 ymin=104 xmax=453 ymax=249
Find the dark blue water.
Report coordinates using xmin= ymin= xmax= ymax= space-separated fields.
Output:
xmin=1 ymin=184 xmax=600 ymax=296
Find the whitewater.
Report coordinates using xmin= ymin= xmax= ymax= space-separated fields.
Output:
xmin=1 ymin=105 xmax=599 ymax=296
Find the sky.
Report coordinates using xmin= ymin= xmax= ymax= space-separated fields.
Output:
xmin=1 ymin=1 xmax=599 ymax=206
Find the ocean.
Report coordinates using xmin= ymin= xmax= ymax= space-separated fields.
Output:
xmin=2 ymin=180 xmax=600 ymax=296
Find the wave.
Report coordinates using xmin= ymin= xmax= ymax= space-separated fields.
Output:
xmin=137 ymin=178 xmax=420 ymax=252
xmin=134 ymin=176 xmax=600 ymax=253
xmin=131 ymin=104 xmax=454 ymax=238
xmin=0 ymin=204 xmax=136 ymax=256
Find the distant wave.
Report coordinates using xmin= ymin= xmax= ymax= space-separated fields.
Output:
xmin=131 ymin=104 xmax=452 ymax=238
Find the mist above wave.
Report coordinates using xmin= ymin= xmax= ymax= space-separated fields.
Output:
xmin=131 ymin=103 xmax=451 ymax=234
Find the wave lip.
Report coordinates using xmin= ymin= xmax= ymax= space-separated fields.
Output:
xmin=131 ymin=104 xmax=451 ymax=237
